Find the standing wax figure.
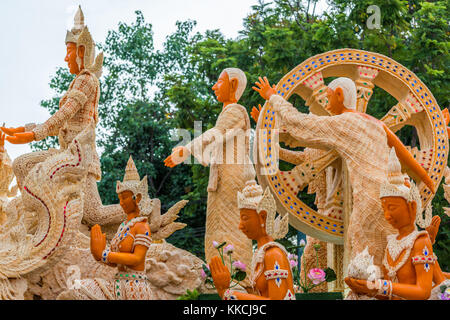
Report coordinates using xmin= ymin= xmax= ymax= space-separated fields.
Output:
xmin=1 ymin=7 xmax=126 ymax=227
xmin=57 ymin=157 xmax=154 ymax=300
xmin=345 ymin=148 xmax=449 ymax=300
xmin=209 ymin=165 xmax=295 ymax=300
xmin=252 ymin=76 xmax=436 ymax=267
xmin=164 ymin=68 xmax=253 ymax=285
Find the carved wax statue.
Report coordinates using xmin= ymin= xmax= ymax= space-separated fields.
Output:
xmin=209 ymin=165 xmax=295 ymax=300
xmin=252 ymin=76 xmax=435 ymax=267
xmin=58 ymin=157 xmax=154 ymax=300
xmin=1 ymin=7 xmax=126 ymax=228
xmin=345 ymin=148 xmax=449 ymax=300
xmin=164 ymin=68 xmax=253 ymax=283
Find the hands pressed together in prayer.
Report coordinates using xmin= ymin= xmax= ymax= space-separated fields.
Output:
xmin=90 ymin=224 xmax=107 ymax=261
xmin=209 ymin=256 xmax=232 ymax=298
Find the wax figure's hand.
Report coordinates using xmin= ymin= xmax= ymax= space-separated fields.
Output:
xmin=253 ymin=77 xmax=276 ymax=101
xmin=251 ymin=104 xmax=262 ymax=123
xmin=5 ymin=132 xmax=35 ymax=144
xmin=344 ymin=277 xmax=378 ymax=296
xmin=426 ymin=215 xmax=441 ymax=244
xmin=443 ymin=108 xmax=450 ymax=137
xmin=1 ymin=126 xmax=25 ymax=136
xmin=210 ymin=256 xmax=231 ymax=297
xmin=90 ymin=224 xmax=107 ymax=261
xmin=164 ymin=146 xmax=188 ymax=168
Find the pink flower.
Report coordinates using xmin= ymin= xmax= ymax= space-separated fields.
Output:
xmin=288 ymin=253 xmax=298 ymax=261
xmin=224 ymin=244 xmax=234 ymax=255
xmin=212 ymin=241 xmax=219 ymax=248
xmin=289 ymin=259 xmax=297 ymax=268
xmin=308 ymin=268 xmax=326 ymax=285
xmin=200 ymin=269 xmax=207 ymax=279
xmin=232 ymin=260 xmax=246 ymax=272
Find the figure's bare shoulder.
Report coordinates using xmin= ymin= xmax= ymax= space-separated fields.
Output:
xmin=264 ymin=246 xmax=289 ymax=269
xmin=412 ymin=233 xmax=433 ymax=256
xmin=132 ymin=220 xmax=151 ymax=236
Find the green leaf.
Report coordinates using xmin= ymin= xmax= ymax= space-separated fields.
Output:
xmin=324 ymin=267 xmax=337 ymax=283
xmin=216 ymin=241 xmax=227 ymax=250
xmin=233 ymin=271 xmax=247 ymax=282
xmin=202 ymin=264 xmax=211 ymax=276
xmin=177 ymin=288 xmax=200 ymax=300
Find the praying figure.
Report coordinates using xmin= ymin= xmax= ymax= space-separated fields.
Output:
xmin=252 ymin=76 xmax=435 ymax=267
xmin=209 ymin=165 xmax=295 ymax=300
xmin=345 ymin=148 xmax=449 ymax=300
xmin=58 ymin=157 xmax=153 ymax=300
xmin=164 ymin=68 xmax=253 ymax=284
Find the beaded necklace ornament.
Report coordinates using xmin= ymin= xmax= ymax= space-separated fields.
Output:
xmin=383 ymin=230 xmax=427 ymax=280
xmin=110 ymin=216 xmax=147 ymax=252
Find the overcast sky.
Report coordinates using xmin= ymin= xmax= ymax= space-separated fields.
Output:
xmin=0 ymin=0 xmax=327 ymax=161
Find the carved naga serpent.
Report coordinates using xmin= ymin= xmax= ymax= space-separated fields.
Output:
xmin=0 ymin=126 xmax=95 ymax=298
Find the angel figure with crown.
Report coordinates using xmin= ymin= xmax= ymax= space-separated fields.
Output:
xmin=345 ymin=148 xmax=450 ymax=300
xmin=57 ymin=157 xmax=154 ymax=300
xmin=0 ymin=7 xmax=128 ymax=228
xmin=208 ymin=165 xmax=295 ymax=300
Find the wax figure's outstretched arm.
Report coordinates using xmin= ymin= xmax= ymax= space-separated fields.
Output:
xmin=1 ymin=43 xmax=91 ymax=145
xmin=2 ymin=73 xmax=95 ymax=145
xmin=252 ymin=76 xmax=435 ymax=193
xmin=210 ymin=248 xmax=293 ymax=300
xmin=382 ymin=126 xmax=435 ymax=193
xmin=164 ymin=70 xmax=245 ymax=168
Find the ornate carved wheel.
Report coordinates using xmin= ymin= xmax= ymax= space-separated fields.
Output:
xmin=254 ymin=48 xmax=448 ymax=244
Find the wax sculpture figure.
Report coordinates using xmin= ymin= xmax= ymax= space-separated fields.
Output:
xmin=58 ymin=157 xmax=153 ymax=300
xmin=209 ymin=165 xmax=295 ymax=300
xmin=164 ymin=68 xmax=253 ymax=284
xmin=345 ymin=148 xmax=449 ymax=300
xmin=1 ymin=7 xmax=126 ymax=228
xmin=252 ymin=76 xmax=435 ymax=267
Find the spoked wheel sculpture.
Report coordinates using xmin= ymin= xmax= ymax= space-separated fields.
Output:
xmin=254 ymin=48 xmax=448 ymax=289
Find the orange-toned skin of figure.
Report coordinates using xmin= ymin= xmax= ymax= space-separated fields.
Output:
xmin=252 ymin=77 xmax=435 ymax=193
xmin=90 ymin=190 xmax=151 ymax=271
xmin=209 ymin=208 xmax=295 ymax=300
xmin=164 ymin=71 xmax=239 ymax=168
xmin=1 ymin=43 xmax=85 ymax=145
xmin=344 ymin=196 xmax=439 ymax=299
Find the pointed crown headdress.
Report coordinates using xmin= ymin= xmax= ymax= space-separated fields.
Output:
xmin=380 ymin=148 xmax=432 ymax=228
xmin=237 ymin=165 xmax=289 ymax=240
xmin=116 ymin=156 xmax=153 ymax=216
xmin=65 ymin=6 xmax=104 ymax=78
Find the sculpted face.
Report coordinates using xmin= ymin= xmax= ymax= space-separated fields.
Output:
xmin=326 ymin=87 xmax=345 ymax=115
xmin=64 ymin=42 xmax=84 ymax=75
xmin=212 ymin=71 xmax=230 ymax=102
xmin=239 ymin=208 xmax=266 ymax=240
xmin=381 ymin=196 xmax=415 ymax=230
xmin=212 ymin=71 xmax=237 ymax=103
xmin=118 ymin=190 xmax=141 ymax=215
